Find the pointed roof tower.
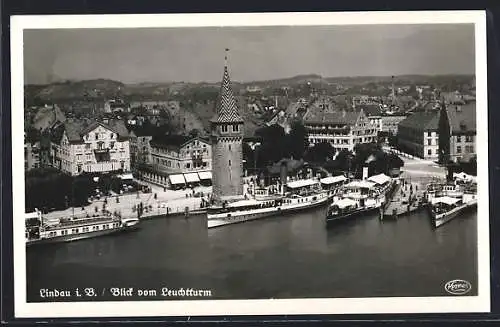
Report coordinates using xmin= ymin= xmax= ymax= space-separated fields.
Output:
xmin=211 ymin=49 xmax=243 ymax=123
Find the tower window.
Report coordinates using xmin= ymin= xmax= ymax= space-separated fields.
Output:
xmin=228 ymin=144 xmax=231 ymax=151
xmin=229 ymin=159 xmax=231 ymax=166
xmin=221 ymin=125 xmax=228 ymax=133
xmin=232 ymin=124 xmax=239 ymax=132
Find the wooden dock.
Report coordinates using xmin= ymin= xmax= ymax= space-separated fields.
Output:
xmin=381 ymin=180 xmax=428 ymax=220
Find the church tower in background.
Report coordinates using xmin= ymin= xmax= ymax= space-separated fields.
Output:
xmin=210 ymin=49 xmax=244 ymax=202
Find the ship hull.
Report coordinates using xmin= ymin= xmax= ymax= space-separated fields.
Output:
xmin=26 ymin=222 xmax=140 ymax=247
xmin=326 ymin=206 xmax=380 ymax=224
xmin=432 ymin=200 xmax=477 ymax=228
xmin=207 ymin=193 xmax=329 ymax=228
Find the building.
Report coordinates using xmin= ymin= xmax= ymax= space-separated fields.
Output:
xmin=50 ymin=119 xmax=130 ymax=176
xmin=210 ymin=53 xmax=244 ymax=202
xmin=129 ymin=128 xmax=154 ymax=169
xmin=151 ymin=135 xmax=212 ymax=172
xmin=303 ymin=108 xmax=378 ymax=152
xmin=136 ymin=135 xmax=212 ymax=188
xmin=380 ymin=113 xmax=408 ymax=135
xmin=24 ymin=141 xmax=40 ymax=170
xmin=438 ymin=102 xmax=476 ymax=163
xmin=397 ymin=111 xmax=440 ymax=160
xmin=31 ymin=104 xmax=66 ymax=132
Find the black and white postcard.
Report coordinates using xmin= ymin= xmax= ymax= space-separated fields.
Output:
xmin=11 ymin=11 xmax=490 ymax=318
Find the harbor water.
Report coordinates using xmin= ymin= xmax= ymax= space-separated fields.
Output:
xmin=26 ymin=207 xmax=477 ymax=301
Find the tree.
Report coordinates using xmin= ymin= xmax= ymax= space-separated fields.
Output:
xmin=306 ymin=142 xmax=336 ymax=163
xmin=242 ymin=142 xmax=254 ymax=171
xmin=25 ymin=126 xmax=41 ymax=144
xmin=286 ymin=121 xmax=308 ymax=160
xmin=189 ymin=129 xmax=200 ymax=138
xmin=255 ymin=124 xmax=287 ymax=166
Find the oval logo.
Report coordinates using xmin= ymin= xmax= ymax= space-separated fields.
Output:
xmin=444 ymin=279 xmax=472 ymax=295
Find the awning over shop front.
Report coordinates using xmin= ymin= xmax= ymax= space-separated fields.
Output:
xmin=198 ymin=171 xmax=212 ymax=180
xmin=169 ymin=174 xmax=186 ymax=185
xmin=184 ymin=173 xmax=200 ymax=183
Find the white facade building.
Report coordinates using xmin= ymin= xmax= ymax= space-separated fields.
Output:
xmin=304 ymin=108 xmax=378 ymax=152
xmin=51 ymin=119 xmax=130 ymax=176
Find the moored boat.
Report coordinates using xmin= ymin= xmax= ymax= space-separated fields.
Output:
xmin=429 ymin=194 xmax=477 ymax=228
xmin=25 ymin=209 xmax=141 ymax=246
xmin=207 ymin=178 xmax=330 ymax=228
xmin=326 ymin=196 xmax=383 ymax=224
xmin=325 ymin=178 xmax=385 ymax=224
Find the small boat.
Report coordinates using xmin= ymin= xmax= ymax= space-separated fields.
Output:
xmin=25 ymin=210 xmax=141 ymax=246
xmin=429 ymin=194 xmax=477 ymax=228
xmin=326 ymin=195 xmax=384 ymax=224
xmin=207 ymin=179 xmax=330 ymax=228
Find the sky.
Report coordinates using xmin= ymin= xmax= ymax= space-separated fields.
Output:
xmin=23 ymin=24 xmax=475 ymax=85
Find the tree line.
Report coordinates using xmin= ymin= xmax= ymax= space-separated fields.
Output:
xmin=243 ymin=123 xmax=404 ymax=178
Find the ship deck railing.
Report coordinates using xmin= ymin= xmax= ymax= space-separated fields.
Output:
xmin=42 ymin=216 xmax=121 ymax=230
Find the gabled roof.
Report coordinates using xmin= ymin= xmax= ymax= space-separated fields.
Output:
xmin=303 ymin=109 xmax=361 ymax=125
xmin=54 ymin=119 xmax=129 ymax=144
xmin=150 ymin=135 xmax=210 ymax=150
xmin=150 ymin=135 xmax=191 ymax=149
xmin=210 ymin=62 xmax=243 ymax=124
xmin=398 ymin=111 xmax=439 ymax=131
xmin=357 ymin=104 xmax=381 ymax=117
xmin=446 ymin=102 xmax=476 ymax=134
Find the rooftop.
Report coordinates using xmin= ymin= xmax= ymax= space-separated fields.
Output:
xmin=446 ymin=102 xmax=476 ymax=133
xmin=303 ymin=109 xmax=361 ymax=125
xmin=53 ymin=119 xmax=129 ymax=144
xmin=150 ymin=135 xmax=209 ymax=149
xmin=210 ymin=54 xmax=244 ymax=124
xmin=398 ymin=111 xmax=440 ymax=131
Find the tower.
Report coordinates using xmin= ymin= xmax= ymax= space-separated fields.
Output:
xmin=210 ymin=49 xmax=244 ymax=203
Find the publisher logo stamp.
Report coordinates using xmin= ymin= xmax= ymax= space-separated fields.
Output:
xmin=444 ymin=279 xmax=472 ymax=295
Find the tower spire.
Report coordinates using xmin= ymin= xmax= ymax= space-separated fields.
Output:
xmin=210 ymin=48 xmax=243 ymax=123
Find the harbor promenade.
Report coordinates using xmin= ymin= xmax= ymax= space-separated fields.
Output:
xmin=41 ymin=180 xmax=254 ymax=221
xmin=42 ymin=184 xmax=212 ymax=221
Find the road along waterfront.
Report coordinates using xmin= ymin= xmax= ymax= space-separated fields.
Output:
xmin=26 ymin=203 xmax=477 ymax=301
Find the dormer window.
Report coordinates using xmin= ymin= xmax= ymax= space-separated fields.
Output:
xmin=221 ymin=125 xmax=228 ymax=133
xmin=232 ymin=124 xmax=239 ymax=132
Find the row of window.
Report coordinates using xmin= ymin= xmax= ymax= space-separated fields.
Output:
xmin=456 ymin=145 xmax=475 ymax=154
xmin=153 ymin=157 xmax=210 ymax=169
xmin=220 ymin=124 xmax=240 ymax=133
xmin=456 ymin=135 xmax=474 ymax=143
xmin=309 ymin=138 xmax=351 ymax=145
xmin=76 ymin=161 xmax=126 ymax=173
xmin=86 ymin=132 xmax=116 ymax=141
xmin=47 ymin=223 xmax=121 ymax=237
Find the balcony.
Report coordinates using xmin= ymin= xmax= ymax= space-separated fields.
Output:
xmin=94 ymin=148 xmax=110 ymax=154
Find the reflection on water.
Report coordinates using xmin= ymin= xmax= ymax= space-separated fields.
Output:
xmin=27 ymin=207 xmax=477 ymax=301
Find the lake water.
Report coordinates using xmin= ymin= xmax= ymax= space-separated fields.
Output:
xmin=26 ymin=206 xmax=477 ymax=301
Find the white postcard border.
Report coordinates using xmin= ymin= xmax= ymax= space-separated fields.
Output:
xmin=11 ymin=10 xmax=490 ymax=318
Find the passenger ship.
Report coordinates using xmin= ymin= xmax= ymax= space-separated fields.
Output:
xmin=25 ymin=209 xmax=140 ymax=246
xmin=427 ymin=182 xmax=477 ymax=228
xmin=326 ymin=179 xmax=386 ymax=224
xmin=207 ymin=179 xmax=330 ymax=228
